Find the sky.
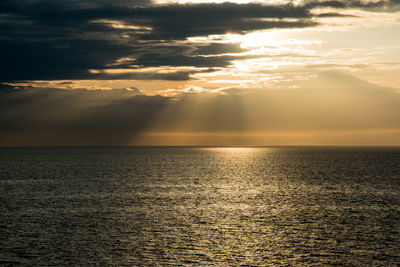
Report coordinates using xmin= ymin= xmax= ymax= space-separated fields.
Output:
xmin=1 ymin=0 xmax=400 ymax=146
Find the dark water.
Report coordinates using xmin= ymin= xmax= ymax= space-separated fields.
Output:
xmin=1 ymin=147 xmax=400 ymax=266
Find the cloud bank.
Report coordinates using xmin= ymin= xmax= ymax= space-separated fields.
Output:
xmin=1 ymin=72 xmax=400 ymax=146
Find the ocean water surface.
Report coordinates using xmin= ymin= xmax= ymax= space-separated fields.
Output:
xmin=1 ymin=147 xmax=400 ymax=266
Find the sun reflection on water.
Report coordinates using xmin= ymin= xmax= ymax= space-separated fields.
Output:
xmin=3 ymin=147 xmax=400 ymax=265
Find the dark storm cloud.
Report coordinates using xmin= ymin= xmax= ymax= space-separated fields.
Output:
xmin=0 ymin=1 xmax=317 ymax=82
xmin=128 ymin=3 xmax=313 ymax=39
xmin=108 ymin=43 xmax=258 ymax=69
xmin=2 ymin=2 xmax=312 ymax=35
xmin=304 ymin=0 xmax=400 ymax=11
xmin=1 ymin=0 xmax=398 ymax=82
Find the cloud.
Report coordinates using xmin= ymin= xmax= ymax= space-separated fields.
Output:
xmin=0 ymin=1 xmax=317 ymax=82
xmin=304 ymin=0 xmax=400 ymax=11
xmin=315 ymin=12 xmax=359 ymax=17
xmin=0 ymin=85 xmax=160 ymax=145
xmin=129 ymin=3 xmax=314 ymax=39
xmin=1 ymin=72 xmax=400 ymax=146
xmin=1 ymin=0 xmax=398 ymax=82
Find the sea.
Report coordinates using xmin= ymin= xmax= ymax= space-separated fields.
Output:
xmin=1 ymin=147 xmax=400 ymax=266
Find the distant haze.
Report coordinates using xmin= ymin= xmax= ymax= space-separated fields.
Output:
xmin=1 ymin=72 xmax=400 ymax=146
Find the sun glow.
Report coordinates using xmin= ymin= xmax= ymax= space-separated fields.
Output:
xmin=155 ymin=0 xmax=289 ymax=4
